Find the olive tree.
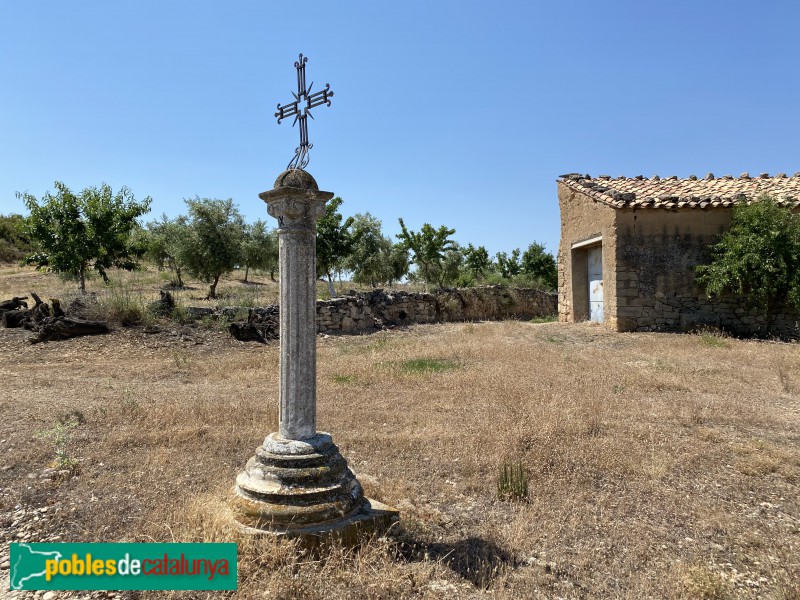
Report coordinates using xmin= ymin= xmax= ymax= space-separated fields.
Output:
xmin=0 ymin=213 xmax=37 ymax=263
xmin=242 ymin=220 xmax=278 ymax=283
xmin=180 ymin=197 xmax=245 ymax=299
xmin=146 ymin=214 xmax=191 ymax=286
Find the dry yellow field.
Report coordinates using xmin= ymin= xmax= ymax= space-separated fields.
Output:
xmin=1 ymin=267 xmax=799 ymax=599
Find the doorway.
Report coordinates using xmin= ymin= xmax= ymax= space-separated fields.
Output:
xmin=588 ymin=246 xmax=603 ymax=322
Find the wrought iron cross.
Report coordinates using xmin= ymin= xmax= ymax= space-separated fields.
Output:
xmin=275 ymin=53 xmax=334 ymax=170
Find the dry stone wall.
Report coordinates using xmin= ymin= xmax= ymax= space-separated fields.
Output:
xmin=315 ymin=286 xmax=556 ymax=334
xmin=193 ymin=286 xmax=556 ymax=337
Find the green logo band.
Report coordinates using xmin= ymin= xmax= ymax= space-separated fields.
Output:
xmin=9 ymin=543 xmax=237 ymax=591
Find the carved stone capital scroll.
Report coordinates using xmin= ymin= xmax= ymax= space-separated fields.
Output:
xmin=260 ymin=187 xmax=333 ymax=232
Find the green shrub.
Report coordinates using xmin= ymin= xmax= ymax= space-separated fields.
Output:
xmin=695 ymin=326 xmax=729 ymax=348
xmin=37 ymin=416 xmax=81 ymax=474
xmin=696 ymin=195 xmax=800 ymax=332
xmin=530 ymin=315 xmax=556 ymax=324
xmin=98 ymin=283 xmax=153 ymax=326
xmin=497 ymin=459 xmax=528 ymax=502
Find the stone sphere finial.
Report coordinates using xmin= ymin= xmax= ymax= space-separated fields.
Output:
xmin=273 ymin=169 xmax=320 ymax=191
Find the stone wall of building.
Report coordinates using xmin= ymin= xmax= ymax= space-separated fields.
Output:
xmin=615 ymin=208 xmax=800 ymax=338
xmin=615 ymin=285 xmax=799 ymax=338
xmin=557 ymin=182 xmax=619 ymax=326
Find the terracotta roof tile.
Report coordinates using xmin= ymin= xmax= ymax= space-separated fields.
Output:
xmin=558 ymin=172 xmax=800 ymax=209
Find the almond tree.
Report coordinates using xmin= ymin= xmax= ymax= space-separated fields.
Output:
xmin=495 ymin=248 xmax=522 ymax=279
xmin=20 ymin=181 xmax=151 ymax=292
xmin=521 ymin=242 xmax=558 ymax=290
xmin=345 ymin=212 xmax=407 ymax=288
xmin=397 ymin=219 xmax=456 ymax=289
xmin=464 ymin=243 xmax=492 ymax=280
xmin=316 ymin=197 xmax=359 ymax=297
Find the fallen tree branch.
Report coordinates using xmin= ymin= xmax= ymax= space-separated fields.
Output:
xmin=31 ymin=317 xmax=110 ymax=344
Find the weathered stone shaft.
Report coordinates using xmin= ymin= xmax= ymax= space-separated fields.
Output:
xmin=260 ymin=173 xmax=332 ymax=441
xmin=277 ymin=226 xmax=318 ymax=439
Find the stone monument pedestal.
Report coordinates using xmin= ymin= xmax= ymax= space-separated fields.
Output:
xmin=231 ymin=170 xmax=398 ymax=544
xmin=232 ymin=433 xmax=398 ymax=544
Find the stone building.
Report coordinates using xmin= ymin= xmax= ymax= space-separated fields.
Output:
xmin=557 ymin=172 xmax=800 ymax=336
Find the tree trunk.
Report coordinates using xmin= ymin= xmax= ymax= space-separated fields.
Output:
xmin=2 ymin=309 xmax=30 ymax=328
xmin=327 ymin=275 xmax=336 ymax=298
xmin=270 ymin=268 xmax=276 ymax=282
xmin=32 ymin=317 xmax=109 ymax=344
xmin=244 ymin=265 xmax=250 ymax=283
xmin=766 ymin=302 xmax=774 ymax=337
xmin=175 ymin=266 xmax=183 ymax=287
xmin=229 ymin=309 xmax=267 ymax=344
xmin=0 ymin=297 xmax=28 ymax=312
xmin=208 ymin=274 xmax=220 ymax=299
xmin=79 ymin=267 xmax=86 ymax=294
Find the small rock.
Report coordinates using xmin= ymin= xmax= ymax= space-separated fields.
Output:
xmin=43 ymin=592 xmax=57 ymax=600
xmin=428 ymin=581 xmax=458 ymax=593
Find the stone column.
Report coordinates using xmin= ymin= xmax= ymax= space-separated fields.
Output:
xmin=231 ymin=169 xmax=399 ymax=541
xmin=266 ymin=177 xmax=330 ymax=440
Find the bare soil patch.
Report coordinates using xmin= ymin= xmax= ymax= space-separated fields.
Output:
xmin=0 ymin=276 xmax=799 ymax=598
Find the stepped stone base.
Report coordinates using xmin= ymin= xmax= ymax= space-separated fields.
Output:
xmin=231 ymin=432 xmax=399 ymax=544
xmin=237 ymin=498 xmax=399 ymax=546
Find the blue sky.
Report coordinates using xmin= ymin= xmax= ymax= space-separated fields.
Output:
xmin=1 ymin=1 xmax=798 ymax=257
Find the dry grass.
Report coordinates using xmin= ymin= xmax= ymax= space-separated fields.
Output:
xmin=0 ymin=263 xmax=419 ymax=320
xmin=1 ymin=268 xmax=799 ymax=598
xmin=0 ymin=263 xmax=283 ymax=317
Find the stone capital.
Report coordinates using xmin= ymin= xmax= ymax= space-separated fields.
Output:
xmin=259 ymin=187 xmax=334 ymax=231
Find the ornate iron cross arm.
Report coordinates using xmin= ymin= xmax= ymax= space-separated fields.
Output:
xmin=275 ymin=53 xmax=334 ymax=170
